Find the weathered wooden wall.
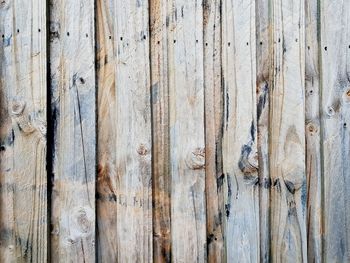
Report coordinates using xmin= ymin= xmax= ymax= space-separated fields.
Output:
xmin=1 ymin=0 xmax=350 ymax=262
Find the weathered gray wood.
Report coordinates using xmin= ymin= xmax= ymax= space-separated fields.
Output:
xmin=167 ymin=0 xmax=206 ymax=261
xmin=256 ymin=0 xmax=271 ymax=261
xmin=305 ymin=0 xmax=322 ymax=262
xmin=204 ymin=0 xmax=225 ymax=262
xmin=149 ymin=0 xmax=171 ymax=262
xmin=222 ymin=0 xmax=259 ymax=261
xmin=96 ymin=0 xmax=153 ymax=261
xmin=49 ymin=0 xmax=96 ymax=261
xmin=0 ymin=0 xmax=47 ymax=262
xmin=320 ymin=1 xmax=350 ymax=261
xmin=269 ymin=0 xmax=307 ymax=262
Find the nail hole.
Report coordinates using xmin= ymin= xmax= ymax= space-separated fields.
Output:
xmin=17 ymin=29 xmax=19 ymax=33
xmin=120 ymin=37 xmax=123 ymax=41
xmin=344 ymin=123 xmax=347 ymax=128
xmin=143 ymin=35 xmax=146 ymax=40
xmin=307 ymin=46 xmax=310 ymax=50
xmin=260 ymin=41 xmax=263 ymax=45
xmin=324 ymin=46 xmax=327 ymax=51
xmin=174 ymin=40 xmax=176 ymax=43
xmin=295 ymin=38 xmax=298 ymax=42
xmin=196 ymin=40 xmax=198 ymax=43
xmin=157 ymin=41 xmax=160 ymax=44
xmin=246 ymin=42 xmax=249 ymax=46
xmin=67 ymin=32 xmax=70 ymax=36
xmin=278 ymin=38 xmax=281 ymax=43
xmin=228 ymin=42 xmax=231 ymax=47
xmin=205 ymin=43 xmax=208 ymax=46
xmin=86 ymin=34 xmax=88 ymax=37
xmin=38 ymin=29 xmax=41 ymax=32
xmin=79 ymin=77 xmax=85 ymax=84
xmin=109 ymin=36 xmax=112 ymax=39
xmin=0 ymin=146 xmax=5 ymax=151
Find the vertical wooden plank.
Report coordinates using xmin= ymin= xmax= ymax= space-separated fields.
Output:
xmin=167 ymin=0 xmax=206 ymax=261
xmin=222 ymin=0 xmax=259 ymax=261
xmin=305 ymin=0 xmax=322 ymax=261
xmin=0 ymin=0 xmax=47 ymax=262
xmin=269 ymin=0 xmax=307 ymax=262
xmin=149 ymin=0 xmax=171 ymax=262
xmin=320 ymin=1 xmax=350 ymax=261
xmin=204 ymin=0 xmax=225 ymax=262
xmin=96 ymin=0 xmax=152 ymax=261
xmin=256 ymin=0 xmax=271 ymax=261
xmin=49 ymin=0 xmax=95 ymax=261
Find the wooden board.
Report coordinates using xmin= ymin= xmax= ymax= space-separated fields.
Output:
xmin=49 ymin=0 xmax=96 ymax=261
xmin=96 ymin=0 xmax=153 ymax=262
xmin=256 ymin=0 xmax=271 ymax=261
xmin=204 ymin=0 xmax=225 ymax=262
xmin=149 ymin=0 xmax=171 ymax=262
xmin=305 ymin=0 xmax=322 ymax=261
xmin=320 ymin=1 xmax=350 ymax=261
xmin=167 ymin=0 xmax=206 ymax=261
xmin=222 ymin=0 xmax=259 ymax=261
xmin=269 ymin=0 xmax=307 ymax=262
xmin=0 ymin=0 xmax=47 ymax=262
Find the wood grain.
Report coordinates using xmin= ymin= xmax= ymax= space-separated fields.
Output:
xmin=96 ymin=0 xmax=153 ymax=262
xmin=269 ymin=0 xmax=307 ymax=262
xmin=320 ymin=1 xmax=350 ymax=261
xmin=49 ymin=0 xmax=96 ymax=261
xmin=204 ymin=0 xmax=225 ymax=262
xmin=149 ymin=0 xmax=171 ymax=262
xmin=256 ymin=0 xmax=271 ymax=261
xmin=167 ymin=0 xmax=206 ymax=261
xmin=305 ymin=0 xmax=322 ymax=261
xmin=222 ymin=0 xmax=259 ymax=261
xmin=0 ymin=0 xmax=47 ymax=262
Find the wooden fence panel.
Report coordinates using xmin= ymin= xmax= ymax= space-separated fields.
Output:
xmin=49 ymin=0 xmax=96 ymax=262
xmin=96 ymin=0 xmax=152 ymax=262
xmin=167 ymin=0 xmax=206 ymax=262
xmin=149 ymin=0 xmax=171 ymax=262
xmin=321 ymin=1 xmax=350 ymax=261
xmin=1 ymin=1 xmax=350 ymax=262
xmin=204 ymin=0 xmax=225 ymax=262
xmin=269 ymin=0 xmax=307 ymax=262
xmin=305 ymin=0 xmax=322 ymax=262
xmin=256 ymin=0 xmax=271 ymax=262
xmin=222 ymin=0 xmax=259 ymax=261
xmin=0 ymin=0 xmax=47 ymax=262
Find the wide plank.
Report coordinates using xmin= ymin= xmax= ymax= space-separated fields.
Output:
xmin=320 ymin=1 xmax=350 ymax=261
xmin=0 ymin=0 xmax=47 ymax=262
xmin=49 ymin=0 xmax=96 ymax=261
xmin=96 ymin=0 xmax=153 ymax=261
xmin=269 ymin=1 xmax=307 ymax=262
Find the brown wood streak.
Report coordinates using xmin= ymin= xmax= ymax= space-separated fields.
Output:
xmin=150 ymin=0 xmax=171 ymax=262
xmin=203 ymin=0 xmax=225 ymax=262
xmin=49 ymin=0 xmax=96 ymax=262
xmin=0 ymin=0 xmax=48 ymax=262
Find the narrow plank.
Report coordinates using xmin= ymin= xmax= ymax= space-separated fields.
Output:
xmin=96 ymin=0 xmax=153 ymax=261
xmin=0 ymin=0 xmax=47 ymax=262
xmin=305 ymin=0 xmax=322 ymax=261
xmin=49 ymin=0 xmax=96 ymax=261
xmin=222 ymin=0 xmax=259 ymax=261
xmin=255 ymin=0 xmax=271 ymax=261
xmin=167 ymin=0 xmax=206 ymax=261
xmin=203 ymin=0 xmax=225 ymax=262
xmin=269 ymin=0 xmax=307 ymax=262
xmin=320 ymin=1 xmax=350 ymax=261
xmin=149 ymin=0 xmax=171 ymax=262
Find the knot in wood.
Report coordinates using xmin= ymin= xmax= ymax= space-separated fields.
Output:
xmin=186 ymin=147 xmax=205 ymax=170
xmin=343 ymin=89 xmax=350 ymax=103
xmin=11 ymin=99 xmax=26 ymax=116
xmin=137 ymin=144 xmax=149 ymax=156
xmin=71 ymin=206 xmax=94 ymax=236
xmin=306 ymin=122 xmax=318 ymax=135
xmin=0 ymin=0 xmax=10 ymax=9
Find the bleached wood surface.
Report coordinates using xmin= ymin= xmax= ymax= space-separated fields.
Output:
xmin=0 ymin=1 xmax=350 ymax=262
